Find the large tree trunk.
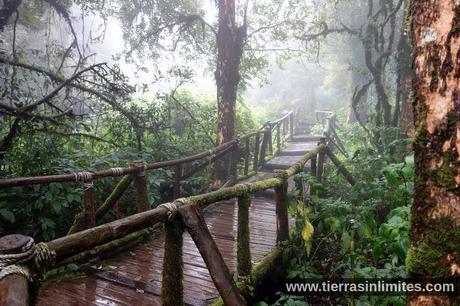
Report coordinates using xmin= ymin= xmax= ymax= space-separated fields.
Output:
xmin=215 ymin=0 xmax=245 ymax=146
xmin=408 ymin=1 xmax=460 ymax=305
xmin=214 ymin=0 xmax=245 ymax=183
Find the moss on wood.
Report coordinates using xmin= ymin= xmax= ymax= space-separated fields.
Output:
xmin=237 ymin=194 xmax=252 ymax=277
xmin=161 ymin=217 xmax=184 ymax=306
xmin=406 ymin=217 xmax=460 ymax=278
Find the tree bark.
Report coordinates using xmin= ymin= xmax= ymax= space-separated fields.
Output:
xmin=215 ymin=0 xmax=245 ymax=146
xmin=408 ymin=1 xmax=460 ymax=304
xmin=214 ymin=0 xmax=246 ymax=183
xmin=393 ymin=0 xmax=414 ymax=136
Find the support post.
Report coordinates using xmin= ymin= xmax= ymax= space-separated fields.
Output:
xmin=230 ymin=141 xmax=239 ymax=182
xmin=0 ymin=235 xmax=32 ymax=306
xmin=174 ymin=164 xmax=183 ymax=199
xmin=289 ymin=112 xmax=294 ymax=140
xmin=253 ymin=132 xmax=260 ymax=172
xmin=161 ymin=217 xmax=184 ymax=306
xmin=274 ymin=176 xmax=289 ymax=243
xmin=282 ymin=118 xmax=287 ymax=140
xmin=179 ymin=205 xmax=245 ymax=306
xmin=310 ymin=156 xmax=317 ymax=195
xmin=244 ymin=137 xmax=250 ymax=176
xmin=268 ymin=125 xmax=273 ymax=156
xmin=133 ymin=160 xmax=149 ymax=212
xmin=237 ymin=194 xmax=252 ymax=277
xmin=259 ymin=125 xmax=270 ymax=166
xmin=276 ymin=123 xmax=281 ymax=154
xmin=316 ymin=138 xmax=326 ymax=183
xmin=83 ymin=177 xmax=96 ymax=228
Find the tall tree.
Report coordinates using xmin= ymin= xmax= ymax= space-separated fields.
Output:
xmin=300 ymin=0 xmax=405 ymax=150
xmin=115 ymin=0 xmax=309 ymax=146
xmin=408 ymin=0 xmax=460 ymax=305
xmin=215 ymin=0 xmax=245 ymax=145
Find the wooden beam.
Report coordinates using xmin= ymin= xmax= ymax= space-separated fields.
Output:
xmin=253 ymin=132 xmax=260 ymax=172
xmin=47 ymin=205 xmax=170 ymax=262
xmin=316 ymin=138 xmax=327 ymax=183
xmin=276 ymin=123 xmax=281 ymax=154
xmin=324 ymin=146 xmax=356 ymax=186
xmin=83 ymin=179 xmax=96 ymax=229
xmin=133 ymin=160 xmax=149 ymax=212
xmin=244 ymin=137 xmax=250 ymax=176
xmin=237 ymin=194 xmax=251 ymax=277
xmin=0 ymin=140 xmax=237 ymax=188
xmin=179 ymin=204 xmax=246 ymax=306
xmin=161 ymin=217 xmax=184 ymax=306
xmin=0 ymin=235 xmax=32 ymax=306
xmin=274 ymin=178 xmax=289 ymax=243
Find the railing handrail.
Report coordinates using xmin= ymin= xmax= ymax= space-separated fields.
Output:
xmin=0 ymin=111 xmax=295 ymax=189
xmin=45 ymin=143 xmax=326 ymax=262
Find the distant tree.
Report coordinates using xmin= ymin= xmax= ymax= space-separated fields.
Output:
xmin=407 ymin=0 xmax=460 ymax=305
xmin=114 ymin=0 xmax=310 ymax=146
xmin=0 ymin=0 xmax=139 ymax=159
xmin=300 ymin=0 xmax=407 ymax=150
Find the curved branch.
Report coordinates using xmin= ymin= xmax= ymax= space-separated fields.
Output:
xmin=0 ymin=57 xmax=140 ymax=130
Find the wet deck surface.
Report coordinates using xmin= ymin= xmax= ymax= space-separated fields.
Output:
xmin=38 ymin=137 xmax=318 ymax=306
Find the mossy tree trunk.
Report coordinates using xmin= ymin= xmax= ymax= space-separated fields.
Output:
xmin=214 ymin=0 xmax=246 ymax=183
xmin=408 ymin=1 xmax=460 ymax=304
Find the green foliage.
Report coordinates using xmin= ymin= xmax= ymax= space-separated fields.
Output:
xmin=260 ymin=123 xmax=414 ymax=305
xmin=0 ymin=89 xmax=258 ymax=241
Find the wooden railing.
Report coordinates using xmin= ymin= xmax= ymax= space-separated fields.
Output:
xmin=316 ymin=110 xmax=348 ymax=157
xmin=0 ymin=111 xmax=294 ymax=234
xmin=0 ymin=110 xmax=356 ymax=306
xmin=0 ymin=137 xmax=356 ymax=305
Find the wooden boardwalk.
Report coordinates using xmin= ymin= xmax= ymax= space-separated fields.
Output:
xmin=37 ymin=133 xmax=319 ymax=306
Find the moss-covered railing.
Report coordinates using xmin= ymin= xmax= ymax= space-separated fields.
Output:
xmin=0 ymin=124 xmax=357 ymax=306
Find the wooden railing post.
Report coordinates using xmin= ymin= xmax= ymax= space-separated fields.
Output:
xmin=244 ymin=137 xmax=250 ymax=176
xmin=253 ymin=132 xmax=260 ymax=172
xmin=230 ymin=141 xmax=239 ymax=182
xmin=274 ymin=173 xmax=289 ymax=243
xmin=133 ymin=160 xmax=149 ymax=212
xmin=268 ymin=124 xmax=273 ymax=156
xmin=174 ymin=164 xmax=182 ymax=199
xmin=316 ymin=138 xmax=327 ymax=183
xmin=161 ymin=216 xmax=184 ymax=306
xmin=289 ymin=112 xmax=294 ymax=140
xmin=0 ymin=235 xmax=32 ymax=306
xmin=237 ymin=193 xmax=251 ymax=277
xmin=83 ymin=176 xmax=96 ymax=229
xmin=310 ymin=156 xmax=318 ymax=195
xmin=276 ymin=123 xmax=281 ymax=154
xmin=179 ymin=204 xmax=246 ymax=305
xmin=259 ymin=125 xmax=270 ymax=166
